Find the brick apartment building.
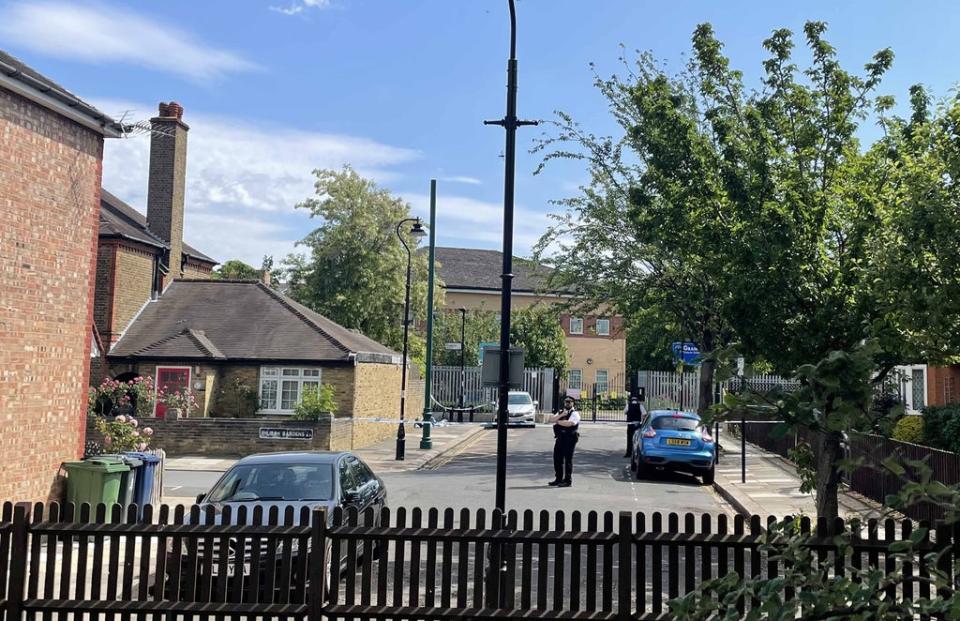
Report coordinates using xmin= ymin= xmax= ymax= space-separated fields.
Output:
xmin=433 ymin=247 xmax=627 ymax=396
xmin=0 ymin=50 xmax=122 ymax=502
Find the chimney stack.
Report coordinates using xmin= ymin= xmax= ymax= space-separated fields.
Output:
xmin=261 ymin=270 xmax=272 ymax=287
xmin=147 ymin=101 xmax=189 ymax=288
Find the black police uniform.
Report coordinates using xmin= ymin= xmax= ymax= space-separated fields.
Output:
xmin=625 ymin=398 xmax=644 ymax=456
xmin=551 ymin=409 xmax=580 ymax=486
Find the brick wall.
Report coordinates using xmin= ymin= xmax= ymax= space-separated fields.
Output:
xmin=92 ymin=242 xmax=117 ymax=343
xmin=110 ymin=245 xmax=155 ymax=342
xmin=183 ymin=262 xmax=213 ymax=279
xmin=928 ymin=365 xmax=960 ymax=407
xmin=0 ymin=86 xmax=105 ymax=502
xmin=350 ymin=362 xmax=406 ymax=449
xmin=85 ymin=415 xmax=352 ymax=456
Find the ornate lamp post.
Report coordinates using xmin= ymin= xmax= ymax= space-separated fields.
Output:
xmin=396 ymin=217 xmax=426 ymax=460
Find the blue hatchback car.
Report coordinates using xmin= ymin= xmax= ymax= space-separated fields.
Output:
xmin=630 ymin=410 xmax=716 ymax=484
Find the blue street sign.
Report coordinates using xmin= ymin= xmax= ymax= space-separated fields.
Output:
xmin=672 ymin=342 xmax=700 ymax=365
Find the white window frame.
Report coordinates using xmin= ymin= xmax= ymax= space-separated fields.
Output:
xmin=596 ymin=318 xmax=610 ymax=336
xmin=154 ymin=366 xmax=192 ymax=417
xmin=595 ymin=369 xmax=609 ymax=394
xmin=258 ymin=366 xmax=322 ymax=414
xmin=569 ymin=317 xmax=584 ymax=335
xmin=568 ymin=369 xmax=582 ymax=391
xmin=894 ymin=364 xmax=928 ymax=413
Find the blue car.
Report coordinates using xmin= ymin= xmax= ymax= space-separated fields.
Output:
xmin=630 ymin=410 xmax=716 ymax=484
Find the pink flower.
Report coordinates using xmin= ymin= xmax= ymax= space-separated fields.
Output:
xmin=137 ymin=442 xmax=147 ymax=451
xmin=129 ymin=418 xmax=138 ymax=428
xmin=103 ymin=436 xmax=113 ymax=446
xmin=132 ymin=430 xmax=140 ymax=437
xmin=143 ymin=427 xmax=154 ymax=437
xmin=114 ymin=415 xmax=126 ymax=423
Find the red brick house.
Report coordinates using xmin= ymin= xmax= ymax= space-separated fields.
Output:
xmin=0 ymin=50 xmax=122 ymax=502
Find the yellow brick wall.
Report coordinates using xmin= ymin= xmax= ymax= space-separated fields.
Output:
xmin=110 ymin=246 xmax=154 ymax=341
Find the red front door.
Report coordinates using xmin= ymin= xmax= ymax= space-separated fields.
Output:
xmin=155 ymin=367 xmax=191 ymax=419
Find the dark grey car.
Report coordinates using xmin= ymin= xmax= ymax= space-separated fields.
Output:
xmin=164 ymin=451 xmax=386 ymax=600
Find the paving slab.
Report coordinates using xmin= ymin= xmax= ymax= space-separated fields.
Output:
xmin=714 ymin=433 xmax=893 ymax=522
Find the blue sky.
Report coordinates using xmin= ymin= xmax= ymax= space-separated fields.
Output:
xmin=2 ymin=0 xmax=960 ymax=265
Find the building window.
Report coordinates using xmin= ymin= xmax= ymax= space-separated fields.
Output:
xmin=569 ymin=317 xmax=584 ymax=335
xmin=912 ymin=368 xmax=925 ymax=410
xmin=595 ymin=369 xmax=609 ymax=394
xmin=259 ymin=367 xmax=322 ymax=413
xmin=568 ymin=369 xmax=582 ymax=391
xmin=596 ymin=318 xmax=610 ymax=336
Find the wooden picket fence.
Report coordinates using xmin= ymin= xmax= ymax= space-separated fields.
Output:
xmin=0 ymin=501 xmax=954 ymax=620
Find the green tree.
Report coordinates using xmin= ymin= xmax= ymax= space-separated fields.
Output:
xmin=281 ymin=167 xmax=439 ymax=366
xmin=212 ymin=259 xmax=260 ymax=280
xmin=539 ymin=22 xmax=960 ymax=522
xmin=510 ymin=305 xmax=568 ymax=372
xmin=432 ymin=309 xmax=499 ymax=367
xmin=533 ymin=42 xmax=737 ymax=414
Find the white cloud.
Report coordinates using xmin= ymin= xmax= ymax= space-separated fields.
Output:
xmin=96 ymin=99 xmax=420 ymax=265
xmin=440 ymin=176 xmax=482 ymax=185
xmin=401 ymin=193 xmax=550 ymax=256
xmin=0 ymin=2 xmax=258 ymax=81
xmin=270 ymin=0 xmax=331 ymax=16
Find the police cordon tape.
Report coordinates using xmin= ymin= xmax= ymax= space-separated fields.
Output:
xmin=342 ymin=417 xmax=633 ymax=426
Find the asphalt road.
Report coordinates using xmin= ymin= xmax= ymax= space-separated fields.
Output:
xmin=163 ymin=424 xmax=731 ymax=517
xmin=379 ymin=423 xmax=731 ymax=516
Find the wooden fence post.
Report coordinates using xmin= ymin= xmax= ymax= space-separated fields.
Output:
xmin=309 ymin=507 xmax=327 ymax=621
xmin=7 ymin=503 xmax=30 ymax=621
xmin=618 ymin=511 xmax=632 ymax=620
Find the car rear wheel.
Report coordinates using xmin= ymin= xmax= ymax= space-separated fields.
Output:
xmin=634 ymin=459 xmax=647 ymax=480
xmin=702 ymin=464 xmax=715 ymax=485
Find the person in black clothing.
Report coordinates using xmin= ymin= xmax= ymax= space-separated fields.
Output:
xmin=623 ymin=393 xmax=647 ymax=457
xmin=548 ymin=396 xmax=581 ymax=487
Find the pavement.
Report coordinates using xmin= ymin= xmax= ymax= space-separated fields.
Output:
xmin=713 ymin=431 xmax=891 ymax=520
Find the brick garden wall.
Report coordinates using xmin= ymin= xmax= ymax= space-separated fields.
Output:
xmin=0 ymin=87 xmax=105 ymax=502
xmin=85 ymin=415 xmax=353 ymax=456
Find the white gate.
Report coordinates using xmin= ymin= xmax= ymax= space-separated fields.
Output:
xmin=431 ymin=366 xmax=554 ymax=412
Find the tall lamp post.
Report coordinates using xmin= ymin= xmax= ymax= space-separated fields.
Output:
xmin=484 ymin=0 xmax=538 ymax=514
xmin=458 ymin=308 xmax=467 ymax=410
xmin=420 ymin=180 xmax=438 ymax=450
xmin=396 ymin=217 xmax=426 ymax=461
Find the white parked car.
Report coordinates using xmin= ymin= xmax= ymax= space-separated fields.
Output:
xmin=507 ymin=391 xmax=537 ymax=424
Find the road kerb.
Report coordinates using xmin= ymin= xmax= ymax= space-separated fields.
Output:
xmin=711 ymin=478 xmax=768 ymax=518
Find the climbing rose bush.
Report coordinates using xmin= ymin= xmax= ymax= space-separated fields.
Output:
xmin=93 ymin=414 xmax=154 ymax=452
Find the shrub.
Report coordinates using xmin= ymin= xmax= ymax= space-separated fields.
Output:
xmin=922 ymin=405 xmax=960 ymax=453
xmin=892 ymin=415 xmax=924 ymax=445
xmin=293 ymin=384 xmax=338 ymax=420
xmin=93 ymin=414 xmax=154 ymax=452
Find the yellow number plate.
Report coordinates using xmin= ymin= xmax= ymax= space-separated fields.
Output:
xmin=666 ymin=438 xmax=691 ymax=446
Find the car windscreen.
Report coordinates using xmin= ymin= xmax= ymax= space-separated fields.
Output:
xmin=650 ymin=416 xmax=700 ymax=431
xmin=206 ymin=463 xmax=334 ymax=502
xmin=508 ymin=393 xmax=532 ymax=405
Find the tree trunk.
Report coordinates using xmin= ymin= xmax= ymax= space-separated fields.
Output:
xmin=697 ymin=358 xmax=716 ymax=417
xmin=814 ymin=430 xmax=843 ymax=528
xmin=697 ymin=329 xmax=716 ymax=417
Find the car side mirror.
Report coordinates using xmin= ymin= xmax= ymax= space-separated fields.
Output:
xmin=195 ymin=493 xmax=206 ymax=504
xmin=533 ymin=400 xmax=539 ymax=407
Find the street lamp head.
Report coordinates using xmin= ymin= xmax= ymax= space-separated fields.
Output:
xmin=409 ymin=219 xmax=427 ymax=240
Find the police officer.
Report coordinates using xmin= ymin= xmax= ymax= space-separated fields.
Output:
xmin=623 ymin=392 xmax=647 ymax=457
xmin=548 ymin=396 xmax=581 ymax=487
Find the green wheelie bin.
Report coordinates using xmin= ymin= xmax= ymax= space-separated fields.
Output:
xmin=62 ymin=458 xmax=130 ymax=521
